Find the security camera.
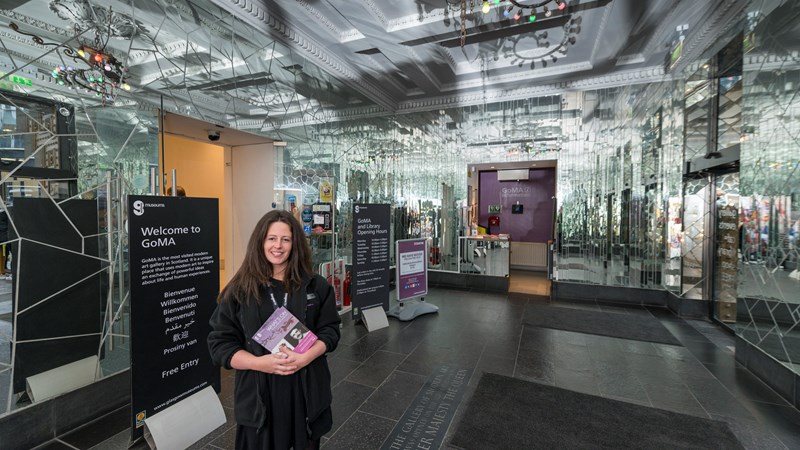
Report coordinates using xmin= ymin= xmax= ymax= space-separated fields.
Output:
xmin=208 ymin=130 xmax=220 ymax=141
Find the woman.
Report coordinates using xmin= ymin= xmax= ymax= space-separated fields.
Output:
xmin=208 ymin=210 xmax=341 ymax=450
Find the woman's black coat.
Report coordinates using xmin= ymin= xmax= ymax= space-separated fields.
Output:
xmin=207 ymin=274 xmax=341 ymax=430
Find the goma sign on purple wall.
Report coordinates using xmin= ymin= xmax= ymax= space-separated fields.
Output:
xmin=478 ymin=168 xmax=556 ymax=242
xmin=396 ymin=238 xmax=428 ymax=301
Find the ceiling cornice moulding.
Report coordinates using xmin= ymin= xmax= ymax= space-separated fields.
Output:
xmin=261 ymin=65 xmax=669 ymax=132
xmin=293 ymin=0 xmax=364 ymax=43
xmin=448 ymin=62 xmax=594 ymax=92
xmin=362 ymin=0 xmax=389 ymax=30
xmin=384 ymin=5 xmax=451 ymax=33
xmin=0 ymin=9 xmax=71 ymax=38
xmin=237 ymin=103 xmax=389 ymax=131
xmin=397 ymin=65 xmax=667 ymax=113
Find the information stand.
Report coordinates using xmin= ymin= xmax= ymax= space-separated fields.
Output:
xmin=351 ymin=204 xmax=390 ymax=330
xmin=387 ymin=238 xmax=438 ymax=321
xmin=128 ymin=196 xmax=220 ymax=442
xmin=361 ymin=306 xmax=390 ymax=332
xmin=25 ymin=355 xmax=98 ymax=402
xmin=143 ymin=386 xmax=225 ymax=450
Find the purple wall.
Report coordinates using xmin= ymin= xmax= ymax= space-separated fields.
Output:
xmin=478 ymin=168 xmax=556 ymax=243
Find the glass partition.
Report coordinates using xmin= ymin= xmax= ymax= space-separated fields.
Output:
xmin=274 ymin=97 xmax=563 ymax=274
xmin=0 ymin=0 xmax=796 ymax=421
xmin=0 ymin=92 xmax=157 ymax=413
xmin=0 ymin=0 xmax=369 ymax=416
xmin=458 ymin=236 xmax=510 ymax=277
xmin=554 ymin=81 xmax=684 ymax=289
xmin=738 ymin=0 xmax=800 ymax=372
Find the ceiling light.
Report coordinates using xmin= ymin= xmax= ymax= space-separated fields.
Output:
xmin=459 ymin=0 xmax=579 ymax=48
xmin=10 ymin=10 xmax=132 ymax=104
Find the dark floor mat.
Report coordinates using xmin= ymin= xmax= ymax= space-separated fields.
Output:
xmin=522 ymin=303 xmax=682 ymax=346
xmin=449 ymin=373 xmax=744 ymax=450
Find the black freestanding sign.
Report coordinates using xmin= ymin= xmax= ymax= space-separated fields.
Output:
xmin=352 ymin=203 xmax=390 ymax=319
xmin=128 ymin=195 xmax=220 ymax=440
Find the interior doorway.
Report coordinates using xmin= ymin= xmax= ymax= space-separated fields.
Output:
xmin=161 ymin=134 xmax=226 ymax=285
xmin=160 ymin=112 xmax=276 ymax=287
xmin=509 ymin=269 xmax=551 ymax=296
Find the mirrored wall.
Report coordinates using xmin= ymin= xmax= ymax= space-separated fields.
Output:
xmin=272 ymin=97 xmax=563 ymax=272
xmin=0 ymin=0 xmax=383 ymax=417
xmin=1 ymin=0 xmax=798 ymax=422
xmin=554 ymin=81 xmax=684 ymax=290
xmin=737 ymin=0 xmax=800 ymax=372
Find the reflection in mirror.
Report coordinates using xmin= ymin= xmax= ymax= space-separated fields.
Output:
xmin=681 ymin=177 xmax=711 ymax=299
xmin=684 ymin=64 xmax=712 ymax=162
xmin=0 ymin=202 xmax=9 ymax=411
xmin=555 ymin=82 xmax=683 ymax=290
xmin=713 ymin=172 xmax=739 ymax=323
xmin=738 ymin=0 xmax=800 ymax=373
xmin=276 ymin=97 xmax=563 ymax=274
xmin=0 ymin=0 xmax=333 ymax=415
xmin=458 ymin=237 xmax=510 ymax=277
xmin=0 ymin=0 xmax=792 ymax=425
xmin=0 ymin=94 xmax=62 ymax=172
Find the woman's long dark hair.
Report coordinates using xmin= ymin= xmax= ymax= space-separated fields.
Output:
xmin=218 ymin=210 xmax=312 ymax=304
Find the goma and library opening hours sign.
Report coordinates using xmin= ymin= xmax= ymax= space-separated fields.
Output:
xmin=128 ymin=196 xmax=220 ymax=441
xmin=352 ymin=203 xmax=390 ymax=317
xmin=396 ymin=238 xmax=428 ymax=302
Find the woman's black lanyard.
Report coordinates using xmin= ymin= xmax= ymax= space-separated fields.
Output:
xmin=268 ymin=286 xmax=288 ymax=310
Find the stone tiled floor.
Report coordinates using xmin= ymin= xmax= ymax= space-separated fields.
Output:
xmin=35 ymin=285 xmax=800 ymax=450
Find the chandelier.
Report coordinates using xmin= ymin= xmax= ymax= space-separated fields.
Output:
xmin=488 ymin=0 xmax=567 ymax=20
xmin=9 ymin=6 xmax=132 ymax=104
xmin=458 ymin=0 xmax=570 ymax=47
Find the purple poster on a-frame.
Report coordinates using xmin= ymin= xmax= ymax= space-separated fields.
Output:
xmin=396 ymin=238 xmax=428 ymax=302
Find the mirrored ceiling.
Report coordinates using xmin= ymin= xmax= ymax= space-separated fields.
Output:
xmin=0 ymin=0 xmax=378 ymax=132
xmin=0 ymin=0 xmax=744 ymax=143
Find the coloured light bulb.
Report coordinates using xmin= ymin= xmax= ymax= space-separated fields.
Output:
xmin=482 ymin=1 xmax=491 ymax=14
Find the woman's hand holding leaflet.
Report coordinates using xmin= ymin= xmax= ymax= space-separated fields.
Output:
xmin=230 ymin=349 xmax=298 ymax=375
xmin=259 ymin=351 xmax=298 ymax=375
